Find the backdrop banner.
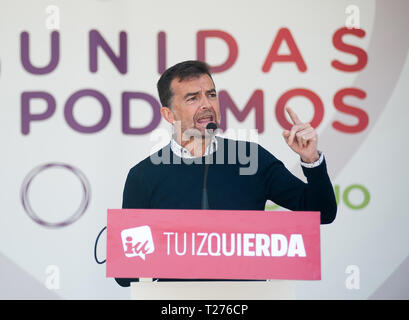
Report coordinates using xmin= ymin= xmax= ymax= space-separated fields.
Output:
xmin=1 ymin=0 xmax=408 ymax=299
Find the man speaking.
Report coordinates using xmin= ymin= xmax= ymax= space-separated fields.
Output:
xmin=116 ymin=60 xmax=337 ymax=286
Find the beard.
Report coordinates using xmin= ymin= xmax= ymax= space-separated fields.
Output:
xmin=189 ymin=119 xmax=219 ymax=137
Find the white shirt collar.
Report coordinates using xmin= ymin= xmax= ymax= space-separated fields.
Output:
xmin=170 ymin=136 xmax=218 ymax=158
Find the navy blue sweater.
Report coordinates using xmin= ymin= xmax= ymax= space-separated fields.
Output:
xmin=122 ymin=137 xmax=336 ymax=220
xmin=116 ymin=137 xmax=337 ymax=286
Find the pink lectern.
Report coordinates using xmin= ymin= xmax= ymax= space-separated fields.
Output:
xmin=106 ymin=209 xmax=321 ymax=299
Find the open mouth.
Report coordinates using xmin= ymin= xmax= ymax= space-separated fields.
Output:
xmin=196 ymin=114 xmax=214 ymax=124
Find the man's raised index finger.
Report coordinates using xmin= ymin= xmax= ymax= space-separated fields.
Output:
xmin=285 ymin=106 xmax=302 ymax=125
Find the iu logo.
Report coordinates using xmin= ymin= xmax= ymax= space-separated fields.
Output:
xmin=121 ymin=226 xmax=155 ymax=260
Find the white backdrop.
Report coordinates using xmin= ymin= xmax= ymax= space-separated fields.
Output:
xmin=0 ymin=0 xmax=408 ymax=299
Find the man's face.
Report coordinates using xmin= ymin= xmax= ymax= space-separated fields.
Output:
xmin=167 ymin=74 xmax=220 ymax=139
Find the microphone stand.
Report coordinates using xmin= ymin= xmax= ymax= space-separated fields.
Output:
xmin=201 ymin=122 xmax=217 ymax=210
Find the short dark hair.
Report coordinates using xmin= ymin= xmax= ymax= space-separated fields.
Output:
xmin=157 ymin=60 xmax=213 ymax=108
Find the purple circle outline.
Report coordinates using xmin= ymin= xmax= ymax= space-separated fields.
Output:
xmin=20 ymin=163 xmax=91 ymax=228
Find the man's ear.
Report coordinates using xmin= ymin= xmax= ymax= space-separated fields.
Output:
xmin=160 ymin=107 xmax=175 ymax=124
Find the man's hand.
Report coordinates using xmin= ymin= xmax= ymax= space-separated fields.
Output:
xmin=282 ymin=106 xmax=320 ymax=163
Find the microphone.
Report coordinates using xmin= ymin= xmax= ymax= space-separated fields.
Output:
xmin=202 ymin=122 xmax=218 ymax=209
xmin=206 ymin=122 xmax=217 ymax=133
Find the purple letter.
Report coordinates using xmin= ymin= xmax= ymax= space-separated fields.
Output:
xmin=64 ymin=89 xmax=111 ymax=133
xmin=122 ymin=92 xmax=161 ymax=134
xmin=89 ymin=30 xmax=127 ymax=74
xmin=21 ymin=92 xmax=56 ymax=135
xmin=219 ymin=90 xmax=264 ymax=133
xmin=20 ymin=31 xmax=60 ymax=74
xmin=157 ymin=31 xmax=166 ymax=74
